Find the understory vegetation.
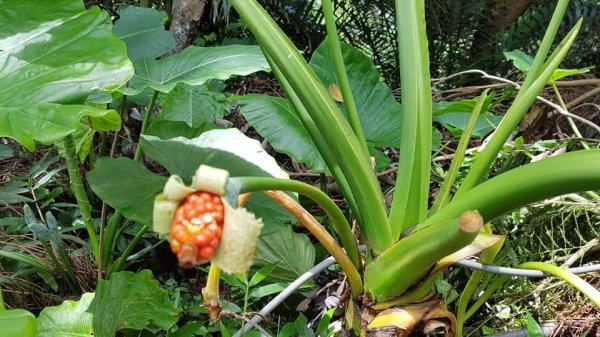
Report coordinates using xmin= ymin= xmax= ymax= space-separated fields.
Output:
xmin=1 ymin=1 xmax=599 ymax=336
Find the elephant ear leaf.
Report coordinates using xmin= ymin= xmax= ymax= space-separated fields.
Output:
xmin=0 ymin=0 xmax=133 ymax=151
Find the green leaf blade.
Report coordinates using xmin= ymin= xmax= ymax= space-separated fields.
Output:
xmin=87 ymin=270 xmax=179 ymax=337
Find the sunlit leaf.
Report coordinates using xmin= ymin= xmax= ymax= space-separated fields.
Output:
xmin=121 ymin=45 xmax=270 ymax=95
xmin=36 ymin=293 xmax=94 ymax=337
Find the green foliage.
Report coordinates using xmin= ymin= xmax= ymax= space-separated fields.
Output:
xmin=87 ymin=270 xmax=179 ymax=337
xmin=114 ymin=6 xmax=176 ymax=59
xmin=88 ymin=157 xmax=168 ymax=225
xmin=36 ymin=293 xmax=94 ymax=337
xmin=255 ymin=225 xmax=316 ymax=283
xmin=0 ymin=308 xmax=37 ymax=337
xmin=121 ymin=45 xmax=270 ymax=95
xmin=504 ymin=49 xmax=593 ymax=82
xmin=0 ymin=0 xmax=132 ymax=151
xmin=236 ymin=94 xmax=328 ymax=172
xmin=157 ymin=82 xmax=229 ymax=128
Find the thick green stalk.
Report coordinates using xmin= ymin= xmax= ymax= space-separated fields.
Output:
xmin=388 ymin=0 xmax=432 ymax=237
xmin=107 ymin=225 xmax=148 ymax=277
xmin=521 ymin=0 xmax=570 ymax=91
xmin=365 ymin=211 xmax=483 ymax=301
xmin=431 ymin=90 xmax=488 ymax=214
xmin=64 ymin=135 xmax=99 ymax=262
xmin=231 ymin=0 xmax=392 ymax=252
xmin=322 ymin=0 xmax=369 ymax=157
xmin=0 ymin=288 xmax=4 ymax=310
xmin=519 ymin=262 xmax=600 ymax=308
xmin=102 ymin=90 xmax=159 ymax=266
xmin=455 ymin=20 xmax=582 ymax=196
xmin=233 ymin=177 xmax=361 ymax=269
xmin=456 ymin=224 xmax=505 ymax=337
xmin=263 ymin=50 xmax=361 ymax=221
xmin=426 ymin=149 xmax=600 ymax=226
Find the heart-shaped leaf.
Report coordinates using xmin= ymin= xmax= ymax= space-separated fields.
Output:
xmin=0 ymin=0 xmax=132 ymax=151
xmin=36 ymin=293 xmax=94 ymax=337
xmin=236 ymin=94 xmax=327 ymax=172
xmin=310 ymin=40 xmax=402 ymax=147
xmin=157 ymin=82 xmax=228 ymax=127
xmin=255 ymin=226 xmax=316 ymax=283
xmin=121 ymin=45 xmax=270 ymax=95
xmin=87 ymin=270 xmax=179 ymax=337
xmin=140 ymin=129 xmax=288 ymax=180
xmin=88 ymin=158 xmax=167 ymax=226
xmin=114 ymin=6 xmax=176 ymax=59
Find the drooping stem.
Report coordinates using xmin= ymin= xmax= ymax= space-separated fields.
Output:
xmin=264 ymin=190 xmax=363 ymax=297
xmin=519 ymin=262 xmax=600 ymax=308
xmin=63 ymin=135 xmax=99 ymax=262
xmin=322 ymin=0 xmax=369 ymax=157
xmin=232 ymin=177 xmax=360 ymax=268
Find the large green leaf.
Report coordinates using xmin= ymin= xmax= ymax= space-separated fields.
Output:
xmin=87 ymin=270 xmax=179 ymax=337
xmin=244 ymin=192 xmax=298 ymax=236
xmin=0 ymin=0 xmax=132 ymax=151
xmin=140 ymin=129 xmax=288 ymax=180
xmin=0 ymin=309 xmax=37 ymax=337
xmin=236 ymin=94 xmax=327 ymax=172
xmin=433 ymin=98 xmax=502 ymax=138
xmin=88 ymin=157 xmax=167 ymax=225
xmin=121 ymin=45 xmax=270 ymax=95
xmin=156 ymin=82 xmax=228 ymax=127
xmin=114 ymin=6 xmax=175 ymax=59
xmin=310 ymin=40 xmax=402 ymax=147
xmin=0 ymin=105 xmax=120 ymax=151
xmin=255 ymin=226 xmax=316 ymax=283
xmin=36 ymin=293 xmax=94 ymax=337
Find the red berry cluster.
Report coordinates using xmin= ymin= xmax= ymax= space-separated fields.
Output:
xmin=170 ymin=191 xmax=225 ymax=268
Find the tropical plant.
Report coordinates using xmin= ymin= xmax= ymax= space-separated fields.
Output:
xmin=1 ymin=0 xmax=600 ymax=335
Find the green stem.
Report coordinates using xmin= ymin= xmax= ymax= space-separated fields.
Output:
xmin=102 ymin=91 xmax=157 ymax=266
xmin=322 ymin=0 xmax=369 ymax=157
xmin=263 ymin=50 xmax=362 ymax=223
xmin=265 ymin=190 xmax=363 ymax=296
xmin=425 ymin=149 xmax=600 ymax=227
xmin=521 ymin=0 xmax=570 ymax=91
xmin=456 ymin=224 xmax=504 ymax=337
xmin=107 ymin=225 xmax=149 ymax=277
xmin=388 ymin=0 xmax=433 ymax=237
xmin=464 ymin=274 xmax=509 ymax=320
xmin=520 ymin=262 xmax=600 ymax=308
xmin=0 ymin=287 xmax=4 ymax=311
xmin=134 ymin=90 xmax=159 ymax=162
xmin=64 ymin=135 xmax=99 ymax=262
xmin=551 ymin=83 xmax=588 ymax=148
xmin=231 ymin=0 xmax=392 ymax=253
xmin=233 ymin=177 xmax=361 ymax=269
xmin=455 ymin=19 xmax=581 ymax=197
xmin=431 ymin=90 xmax=488 ymax=214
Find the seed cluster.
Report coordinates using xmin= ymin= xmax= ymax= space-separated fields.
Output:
xmin=170 ymin=191 xmax=225 ymax=268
